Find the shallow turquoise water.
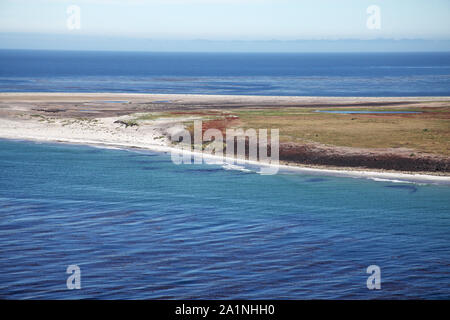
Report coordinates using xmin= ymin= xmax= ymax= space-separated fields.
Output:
xmin=0 ymin=139 xmax=449 ymax=299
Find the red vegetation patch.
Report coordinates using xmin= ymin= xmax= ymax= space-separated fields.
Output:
xmin=201 ymin=116 xmax=240 ymax=136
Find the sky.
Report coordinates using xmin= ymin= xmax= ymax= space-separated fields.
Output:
xmin=0 ymin=0 xmax=449 ymax=51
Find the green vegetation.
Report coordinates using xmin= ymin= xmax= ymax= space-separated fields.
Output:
xmin=134 ymin=112 xmax=188 ymax=121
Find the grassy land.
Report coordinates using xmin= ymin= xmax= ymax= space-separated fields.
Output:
xmin=225 ymin=106 xmax=450 ymax=156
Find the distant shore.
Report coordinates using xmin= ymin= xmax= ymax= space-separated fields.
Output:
xmin=0 ymin=92 xmax=449 ymax=183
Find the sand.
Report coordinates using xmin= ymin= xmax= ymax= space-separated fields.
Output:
xmin=0 ymin=93 xmax=449 ymax=184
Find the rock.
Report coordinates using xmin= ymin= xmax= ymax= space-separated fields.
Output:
xmin=114 ymin=120 xmax=138 ymax=128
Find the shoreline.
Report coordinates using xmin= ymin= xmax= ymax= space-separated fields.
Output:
xmin=2 ymin=91 xmax=449 ymax=102
xmin=2 ymin=134 xmax=449 ymax=185
xmin=1 ymin=92 xmax=449 ymax=183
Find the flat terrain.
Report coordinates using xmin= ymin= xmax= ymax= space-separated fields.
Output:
xmin=0 ymin=93 xmax=449 ymax=173
xmin=230 ymin=107 xmax=450 ymax=155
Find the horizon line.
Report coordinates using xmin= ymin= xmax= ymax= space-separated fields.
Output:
xmin=2 ymin=48 xmax=450 ymax=54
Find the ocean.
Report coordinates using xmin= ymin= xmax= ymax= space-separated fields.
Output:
xmin=0 ymin=139 xmax=449 ymax=299
xmin=1 ymin=50 xmax=450 ymax=96
xmin=1 ymin=50 xmax=450 ymax=299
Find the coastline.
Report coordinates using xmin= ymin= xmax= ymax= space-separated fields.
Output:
xmin=1 ymin=133 xmax=449 ymax=185
xmin=1 ymin=92 xmax=448 ymax=104
xmin=1 ymin=92 xmax=449 ymax=184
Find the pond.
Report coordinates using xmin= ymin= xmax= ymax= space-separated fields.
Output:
xmin=314 ymin=110 xmax=422 ymax=114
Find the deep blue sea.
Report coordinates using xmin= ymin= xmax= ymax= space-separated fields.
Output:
xmin=1 ymin=50 xmax=450 ymax=96
xmin=0 ymin=139 xmax=449 ymax=299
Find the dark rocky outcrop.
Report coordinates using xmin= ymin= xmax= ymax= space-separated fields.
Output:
xmin=279 ymin=143 xmax=450 ymax=173
xmin=114 ymin=120 xmax=138 ymax=128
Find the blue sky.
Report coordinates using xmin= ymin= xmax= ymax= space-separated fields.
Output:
xmin=0 ymin=0 xmax=449 ymax=51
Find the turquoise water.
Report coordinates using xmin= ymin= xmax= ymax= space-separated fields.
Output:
xmin=0 ymin=139 xmax=449 ymax=299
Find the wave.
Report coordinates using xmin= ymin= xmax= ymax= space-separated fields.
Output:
xmin=369 ymin=177 xmax=427 ymax=186
xmin=221 ymin=163 xmax=252 ymax=173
